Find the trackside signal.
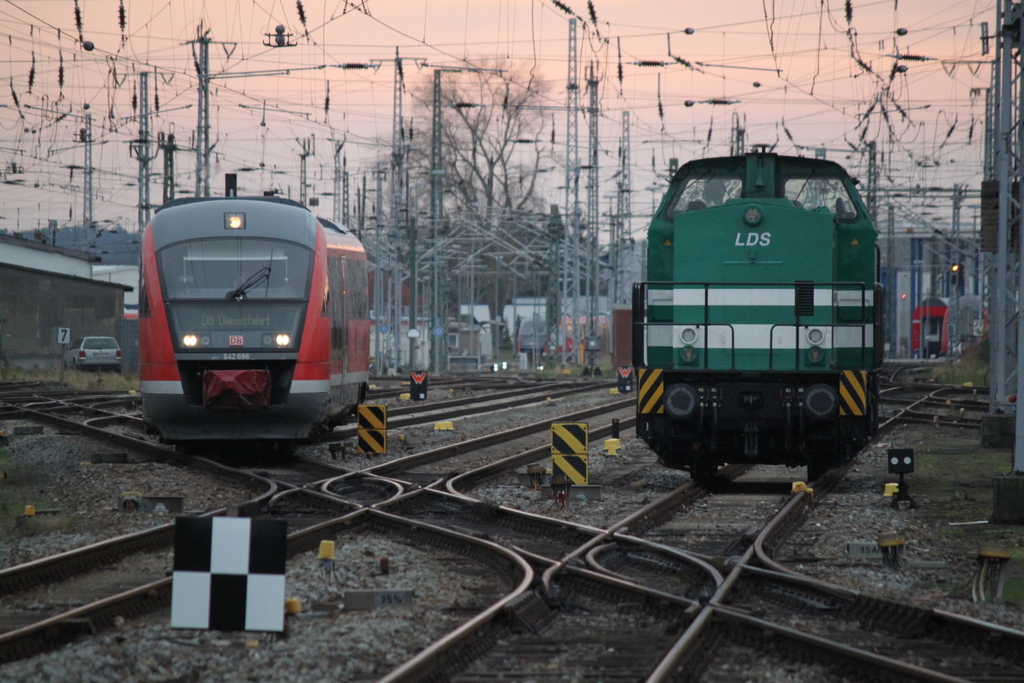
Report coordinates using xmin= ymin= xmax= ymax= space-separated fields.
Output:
xmin=410 ymin=371 xmax=428 ymax=400
xmin=617 ymin=366 xmax=634 ymax=392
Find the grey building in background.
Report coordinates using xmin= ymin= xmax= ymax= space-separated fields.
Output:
xmin=0 ymin=234 xmax=130 ymax=370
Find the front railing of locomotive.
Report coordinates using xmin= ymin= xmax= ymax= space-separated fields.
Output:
xmin=157 ymin=235 xmax=313 ymax=409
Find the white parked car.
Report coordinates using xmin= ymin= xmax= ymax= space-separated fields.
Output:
xmin=63 ymin=336 xmax=122 ymax=372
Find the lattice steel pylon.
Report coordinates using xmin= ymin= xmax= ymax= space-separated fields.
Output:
xmin=561 ymin=17 xmax=581 ymax=367
xmin=585 ymin=63 xmax=600 ymax=357
xmin=612 ymin=111 xmax=631 ymax=307
xmin=991 ymin=0 xmax=1024 ymax=473
xmin=190 ymin=26 xmax=211 ymax=198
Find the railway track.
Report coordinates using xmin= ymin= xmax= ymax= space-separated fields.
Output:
xmin=1 ymin=377 xmax=1021 ymax=681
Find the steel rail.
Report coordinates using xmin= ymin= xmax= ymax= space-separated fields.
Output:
xmin=0 ymin=505 xmax=532 ymax=667
xmin=330 ymin=382 xmax=617 ymax=438
xmin=361 ymin=398 xmax=633 ymax=477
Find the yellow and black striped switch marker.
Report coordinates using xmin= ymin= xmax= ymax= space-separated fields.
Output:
xmin=357 ymin=404 xmax=387 ymax=454
xmin=357 ymin=405 xmax=387 ymax=430
xmin=551 ymin=422 xmax=588 ymax=485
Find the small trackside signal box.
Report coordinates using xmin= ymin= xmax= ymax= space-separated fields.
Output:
xmin=617 ymin=366 xmax=634 ymax=393
xmin=409 ymin=371 xmax=428 ymax=401
xmin=887 ymin=448 xmax=914 ymax=474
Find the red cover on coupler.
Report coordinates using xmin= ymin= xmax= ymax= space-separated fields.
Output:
xmin=202 ymin=369 xmax=271 ymax=408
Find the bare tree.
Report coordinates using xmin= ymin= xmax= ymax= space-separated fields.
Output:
xmin=407 ymin=63 xmax=558 ymax=344
xmin=409 ymin=61 xmax=553 ymax=215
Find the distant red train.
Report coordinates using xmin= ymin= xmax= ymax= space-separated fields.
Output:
xmin=911 ymin=297 xmax=949 ymax=358
xmin=139 ymin=197 xmax=370 ymax=447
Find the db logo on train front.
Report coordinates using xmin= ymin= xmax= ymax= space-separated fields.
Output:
xmin=229 ymin=335 xmax=245 ymax=346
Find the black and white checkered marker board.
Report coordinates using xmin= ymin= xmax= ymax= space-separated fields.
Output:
xmin=171 ymin=517 xmax=287 ymax=632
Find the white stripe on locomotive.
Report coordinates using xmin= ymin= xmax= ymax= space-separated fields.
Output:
xmin=648 ymin=288 xmax=873 ymax=308
xmin=647 ymin=323 xmax=873 ymax=350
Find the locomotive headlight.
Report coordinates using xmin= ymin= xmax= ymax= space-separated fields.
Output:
xmin=680 ymin=345 xmax=699 ymax=364
xmin=224 ymin=212 xmax=246 ymax=230
xmin=806 ymin=327 xmax=825 ymax=345
xmin=182 ymin=334 xmax=199 ymax=347
xmin=680 ymin=327 xmax=699 ymax=344
xmin=275 ymin=334 xmax=291 ymax=346
xmin=743 ymin=205 xmax=763 ymax=226
xmin=806 ymin=345 xmax=825 ymax=365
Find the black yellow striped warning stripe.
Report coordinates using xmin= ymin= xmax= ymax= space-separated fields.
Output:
xmin=839 ymin=370 xmax=867 ymax=417
xmin=551 ymin=422 xmax=588 ymax=455
xmin=357 ymin=428 xmax=387 ymax=454
xmin=552 ymin=453 xmax=588 ymax=485
xmin=357 ymin=404 xmax=387 ymax=430
xmin=637 ymin=368 xmax=665 ymax=414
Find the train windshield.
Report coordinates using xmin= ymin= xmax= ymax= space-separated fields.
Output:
xmin=158 ymin=238 xmax=312 ymax=300
xmin=664 ymin=172 xmax=744 ymax=220
xmin=781 ymin=174 xmax=857 ymax=221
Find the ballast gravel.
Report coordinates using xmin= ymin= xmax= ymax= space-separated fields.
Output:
xmin=1 ymin=532 xmax=506 ymax=683
xmin=2 ymin=390 xmax=1023 ymax=681
xmin=0 ymin=427 xmax=256 ymax=569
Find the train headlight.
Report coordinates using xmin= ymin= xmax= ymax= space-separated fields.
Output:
xmin=743 ymin=205 xmax=764 ymax=226
xmin=804 ymin=384 xmax=839 ymax=419
xmin=664 ymin=383 xmax=699 ymax=418
xmin=680 ymin=345 xmax=699 ymax=364
xmin=806 ymin=345 xmax=826 ymax=365
xmin=182 ymin=334 xmax=198 ymax=347
xmin=680 ymin=327 xmax=699 ymax=344
xmin=806 ymin=327 xmax=825 ymax=345
xmin=224 ymin=212 xmax=246 ymax=230
xmin=275 ymin=334 xmax=291 ymax=346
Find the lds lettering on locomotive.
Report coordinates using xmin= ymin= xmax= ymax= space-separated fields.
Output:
xmin=734 ymin=232 xmax=771 ymax=246
xmin=200 ymin=313 xmax=272 ymax=327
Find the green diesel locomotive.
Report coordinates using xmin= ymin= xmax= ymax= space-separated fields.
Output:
xmin=632 ymin=150 xmax=882 ymax=481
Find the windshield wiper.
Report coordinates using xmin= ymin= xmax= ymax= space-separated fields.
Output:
xmin=227 ymin=266 xmax=271 ymax=301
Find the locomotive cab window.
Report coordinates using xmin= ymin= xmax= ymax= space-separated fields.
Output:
xmin=158 ymin=238 xmax=312 ymax=301
xmin=664 ymin=173 xmax=743 ymax=220
xmin=782 ymin=175 xmax=858 ymax=222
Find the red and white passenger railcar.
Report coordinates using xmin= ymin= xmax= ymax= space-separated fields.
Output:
xmin=139 ymin=196 xmax=369 ymax=446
